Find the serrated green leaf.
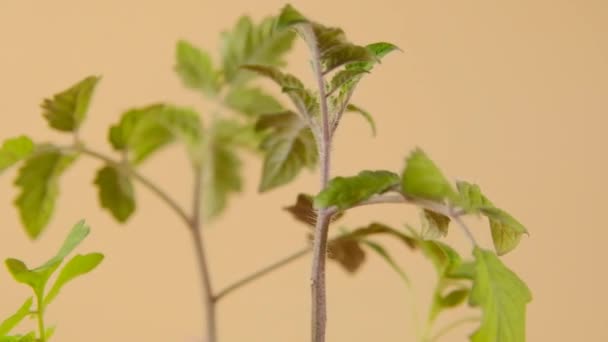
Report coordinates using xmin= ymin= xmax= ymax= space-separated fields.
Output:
xmin=314 ymin=170 xmax=399 ymax=210
xmin=14 ymin=148 xmax=77 ymax=238
xmin=482 ymin=207 xmax=527 ymax=256
xmin=284 ymin=193 xmax=344 ymax=227
xmin=321 ymin=43 xmax=375 ymax=74
xmin=109 ymin=104 xmax=202 ymax=164
xmin=345 ymin=104 xmax=376 ymax=136
xmin=420 ymin=209 xmax=451 ymax=240
xmin=401 ymin=148 xmax=456 ymax=202
xmin=360 ymin=239 xmax=410 ymax=284
xmin=241 ymin=65 xmax=318 ymax=116
xmin=175 ymin=40 xmax=220 ymax=95
xmin=0 ymin=136 xmax=35 ymax=174
xmin=201 ymin=120 xmax=242 ymax=219
xmin=224 ymin=87 xmax=283 ymax=117
xmin=470 ymin=248 xmax=531 ymax=342
xmin=94 ymin=165 xmax=135 ymax=222
xmin=221 ymin=15 xmax=295 ymax=84
xmin=327 ymin=237 xmax=365 ymax=273
xmin=41 ymin=76 xmax=99 ymax=132
xmin=255 ymin=111 xmax=317 ymax=191
xmin=44 ymin=253 xmax=104 ymax=306
xmin=0 ymin=298 xmax=33 ymax=336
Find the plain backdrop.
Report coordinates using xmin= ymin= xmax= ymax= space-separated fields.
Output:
xmin=1 ymin=0 xmax=607 ymax=341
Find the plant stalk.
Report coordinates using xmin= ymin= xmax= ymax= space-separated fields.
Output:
xmin=190 ymin=165 xmax=217 ymax=342
xmin=36 ymin=293 xmax=46 ymax=342
xmin=307 ymin=23 xmax=332 ymax=342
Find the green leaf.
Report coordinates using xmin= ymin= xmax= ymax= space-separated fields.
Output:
xmin=345 ymin=104 xmax=376 ymax=136
xmin=14 ymin=148 xmax=77 ymax=238
xmin=94 ymin=165 xmax=136 ymax=222
xmin=224 ymin=87 xmax=283 ymax=117
xmin=276 ymin=4 xmax=308 ymax=30
xmin=456 ymin=181 xmax=493 ymax=213
xmin=174 ymin=40 xmax=220 ymax=95
xmin=41 ymin=76 xmax=100 ymax=132
xmin=255 ymin=111 xmax=317 ymax=191
xmin=360 ymin=239 xmax=410 ymax=285
xmin=420 ymin=209 xmax=451 ymax=240
xmin=201 ymin=120 xmax=242 ymax=219
xmin=0 ymin=136 xmax=35 ymax=174
xmin=440 ymin=288 xmax=470 ymax=309
xmin=0 ymin=332 xmax=36 ymax=342
xmin=241 ymin=65 xmax=318 ymax=116
xmin=328 ymin=68 xmax=368 ymax=96
xmin=470 ymin=248 xmax=532 ymax=342
xmin=44 ymin=253 xmax=104 ymax=306
xmin=0 ymin=298 xmax=33 ymax=336
xmin=221 ymin=15 xmax=295 ymax=84
xmin=401 ymin=148 xmax=456 ymax=202
xmin=482 ymin=207 xmax=527 ymax=256
xmin=38 ymin=220 xmax=91 ymax=271
xmin=345 ymin=222 xmax=417 ymax=250
xmin=321 ymin=43 xmax=375 ymax=74
xmin=327 ymin=237 xmax=365 ymax=273
xmin=284 ymin=193 xmax=344 ymax=227
xmin=346 ymin=42 xmax=401 ymax=72
xmin=314 ymin=170 xmax=400 ymax=210
xmin=415 ymin=237 xmax=464 ymax=277
xmin=109 ymin=104 xmax=202 ymax=164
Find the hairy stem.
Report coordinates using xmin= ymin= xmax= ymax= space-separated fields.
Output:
xmin=306 ymin=24 xmax=332 ymax=342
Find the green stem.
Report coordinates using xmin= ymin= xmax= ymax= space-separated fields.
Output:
xmin=429 ymin=316 xmax=479 ymax=342
xmin=36 ymin=293 xmax=46 ymax=342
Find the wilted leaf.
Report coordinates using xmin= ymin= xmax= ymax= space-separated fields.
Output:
xmin=345 ymin=104 xmax=376 ymax=136
xmin=314 ymin=170 xmax=400 ymax=210
xmin=44 ymin=253 xmax=104 ymax=306
xmin=482 ymin=207 xmax=527 ymax=256
xmin=175 ymin=40 xmax=220 ymax=95
xmin=41 ymin=76 xmax=100 ymax=132
xmin=0 ymin=136 xmax=35 ymax=174
xmin=255 ymin=111 xmax=317 ymax=191
xmin=327 ymin=237 xmax=365 ymax=273
xmin=420 ymin=209 xmax=451 ymax=240
xmin=284 ymin=193 xmax=344 ymax=227
xmin=109 ymin=104 xmax=202 ymax=164
xmin=221 ymin=15 xmax=295 ymax=84
xmin=0 ymin=298 xmax=33 ymax=336
xmin=401 ymin=148 xmax=456 ymax=202
xmin=94 ymin=165 xmax=136 ymax=222
xmin=224 ymin=87 xmax=283 ymax=117
xmin=469 ymin=248 xmax=532 ymax=342
xmin=14 ymin=148 xmax=77 ymax=238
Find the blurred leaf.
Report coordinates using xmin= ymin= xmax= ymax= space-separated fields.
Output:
xmin=109 ymin=104 xmax=202 ymax=164
xmin=346 ymin=222 xmax=417 ymax=250
xmin=401 ymin=148 xmax=456 ymax=202
xmin=241 ymin=65 xmax=318 ymax=116
xmin=482 ymin=207 xmax=527 ymax=256
xmin=94 ymin=165 xmax=135 ymax=222
xmin=221 ymin=15 xmax=295 ymax=84
xmin=0 ymin=298 xmax=33 ymax=336
xmin=14 ymin=148 xmax=77 ymax=238
xmin=276 ymin=4 xmax=308 ymax=30
xmin=345 ymin=104 xmax=376 ymax=136
xmin=44 ymin=253 xmax=104 ymax=306
xmin=360 ymin=239 xmax=410 ymax=284
xmin=314 ymin=170 xmax=399 ymax=210
xmin=327 ymin=237 xmax=365 ymax=273
xmin=284 ymin=193 xmax=344 ymax=227
xmin=175 ymin=40 xmax=220 ymax=95
xmin=224 ymin=87 xmax=283 ymax=117
xmin=328 ymin=68 xmax=368 ymax=96
xmin=255 ymin=111 xmax=317 ymax=191
xmin=416 ymin=238 xmax=463 ymax=277
xmin=420 ymin=209 xmax=450 ymax=240
xmin=41 ymin=76 xmax=100 ymax=132
xmin=201 ymin=120 xmax=242 ymax=219
xmin=346 ymin=42 xmax=400 ymax=71
xmin=37 ymin=220 xmax=91 ymax=272
xmin=440 ymin=288 xmax=470 ymax=309
xmin=455 ymin=181 xmax=493 ymax=213
xmin=469 ymin=248 xmax=532 ymax=342
xmin=0 ymin=136 xmax=35 ymax=174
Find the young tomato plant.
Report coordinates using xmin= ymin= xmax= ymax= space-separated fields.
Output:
xmin=0 ymin=221 xmax=103 ymax=342
xmin=0 ymin=3 xmax=532 ymax=342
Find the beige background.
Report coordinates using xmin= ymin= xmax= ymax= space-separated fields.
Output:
xmin=1 ymin=0 xmax=607 ymax=341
